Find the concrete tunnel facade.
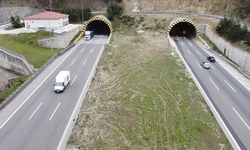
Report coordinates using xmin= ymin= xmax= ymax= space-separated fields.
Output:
xmin=83 ymin=15 xmax=113 ymax=35
xmin=167 ymin=18 xmax=199 ymax=37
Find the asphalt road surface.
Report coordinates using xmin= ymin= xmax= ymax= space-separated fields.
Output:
xmin=0 ymin=35 xmax=108 ymax=150
xmin=173 ymin=37 xmax=250 ymax=150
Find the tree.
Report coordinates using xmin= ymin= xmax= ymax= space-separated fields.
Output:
xmin=58 ymin=7 xmax=91 ymax=23
xmin=216 ymin=16 xmax=250 ymax=43
xmin=10 ymin=16 xmax=23 ymax=28
xmin=107 ymin=1 xmax=123 ymax=20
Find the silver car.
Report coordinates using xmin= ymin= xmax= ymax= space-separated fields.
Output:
xmin=201 ymin=61 xmax=210 ymax=69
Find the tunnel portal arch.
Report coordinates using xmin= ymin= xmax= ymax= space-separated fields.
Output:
xmin=167 ymin=18 xmax=199 ymax=37
xmin=83 ymin=15 xmax=113 ymax=35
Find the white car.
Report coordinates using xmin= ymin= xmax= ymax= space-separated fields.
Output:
xmin=201 ymin=61 xmax=210 ymax=69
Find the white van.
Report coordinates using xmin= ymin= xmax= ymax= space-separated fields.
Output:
xmin=84 ymin=31 xmax=94 ymax=40
xmin=54 ymin=71 xmax=70 ymax=93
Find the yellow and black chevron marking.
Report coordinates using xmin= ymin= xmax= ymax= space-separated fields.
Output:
xmin=83 ymin=15 xmax=113 ymax=33
xmin=167 ymin=18 xmax=199 ymax=36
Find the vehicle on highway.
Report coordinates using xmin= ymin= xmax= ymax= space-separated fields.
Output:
xmin=207 ymin=56 xmax=216 ymax=63
xmin=54 ymin=71 xmax=70 ymax=93
xmin=201 ymin=61 xmax=210 ymax=69
xmin=84 ymin=31 xmax=94 ymax=40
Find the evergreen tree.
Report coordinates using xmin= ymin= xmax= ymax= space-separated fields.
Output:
xmin=107 ymin=1 xmax=123 ymax=20
xmin=10 ymin=16 xmax=23 ymax=28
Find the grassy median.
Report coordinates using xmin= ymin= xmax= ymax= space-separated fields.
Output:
xmin=0 ymin=32 xmax=54 ymax=68
xmin=67 ymin=30 xmax=231 ymax=149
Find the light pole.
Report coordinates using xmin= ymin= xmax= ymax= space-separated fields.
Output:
xmin=49 ymin=0 xmax=52 ymax=11
xmin=82 ymin=0 xmax=84 ymax=23
xmin=49 ymin=0 xmax=53 ymax=54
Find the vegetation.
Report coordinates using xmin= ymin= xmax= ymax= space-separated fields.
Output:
xmin=0 ymin=75 xmax=29 ymax=103
xmin=68 ymin=31 xmax=231 ymax=149
xmin=107 ymin=1 xmax=123 ymax=20
xmin=0 ymin=32 xmax=54 ymax=68
xmin=57 ymin=7 xmax=92 ymax=23
xmin=216 ymin=16 xmax=250 ymax=46
xmin=10 ymin=16 xmax=23 ymax=28
xmin=236 ymin=1 xmax=250 ymax=19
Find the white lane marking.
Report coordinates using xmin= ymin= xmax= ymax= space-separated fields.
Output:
xmin=80 ymin=48 xmax=85 ymax=53
xmin=49 ymin=103 xmax=61 ymax=121
xmin=0 ymin=46 xmax=76 ymax=129
xmin=70 ymin=59 xmax=76 ymax=66
xmin=225 ymin=80 xmax=237 ymax=93
xmin=209 ymin=78 xmax=220 ymax=91
xmin=233 ymin=107 xmax=250 ymax=130
xmin=195 ymin=61 xmax=202 ymax=68
xmin=82 ymin=59 xmax=87 ymax=66
xmin=70 ymin=75 xmax=77 ymax=86
xmin=186 ymin=50 xmax=191 ymax=55
xmin=169 ymin=36 xmax=241 ymax=150
xmin=196 ymin=50 xmax=202 ymax=56
xmin=28 ymin=102 xmax=43 ymax=120
xmin=90 ymin=48 xmax=94 ymax=54
xmin=57 ymin=45 xmax=106 ymax=150
xmin=210 ymin=65 xmax=214 ymax=70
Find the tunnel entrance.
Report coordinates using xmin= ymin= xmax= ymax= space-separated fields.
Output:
xmin=86 ymin=20 xmax=110 ymax=35
xmin=83 ymin=15 xmax=113 ymax=36
xmin=169 ymin=22 xmax=196 ymax=37
xmin=168 ymin=18 xmax=199 ymax=38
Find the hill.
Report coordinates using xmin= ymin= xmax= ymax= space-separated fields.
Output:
xmin=0 ymin=0 xmax=249 ymax=19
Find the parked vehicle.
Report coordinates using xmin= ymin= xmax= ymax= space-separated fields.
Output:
xmin=54 ymin=71 xmax=70 ymax=93
xmin=201 ymin=61 xmax=210 ymax=69
xmin=207 ymin=56 xmax=216 ymax=63
xmin=84 ymin=31 xmax=94 ymax=40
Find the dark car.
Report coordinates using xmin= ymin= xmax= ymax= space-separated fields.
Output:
xmin=207 ymin=56 xmax=216 ymax=63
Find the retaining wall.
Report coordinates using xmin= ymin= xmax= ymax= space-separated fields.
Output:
xmin=38 ymin=26 xmax=81 ymax=49
xmin=0 ymin=48 xmax=34 ymax=75
xmin=202 ymin=25 xmax=250 ymax=76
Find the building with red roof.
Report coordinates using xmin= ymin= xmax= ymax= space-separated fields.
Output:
xmin=23 ymin=11 xmax=69 ymax=31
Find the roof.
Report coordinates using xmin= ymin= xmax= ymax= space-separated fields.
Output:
xmin=24 ymin=11 xmax=68 ymax=20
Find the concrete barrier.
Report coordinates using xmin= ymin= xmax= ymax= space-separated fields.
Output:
xmin=0 ymin=48 xmax=34 ymax=75
xmin=202 ymin=25 xmax=250 ymax=76
xmin=38 ymin=26 xmax=81 ymax=49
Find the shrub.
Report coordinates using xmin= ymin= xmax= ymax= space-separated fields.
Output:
xmin=10 ymin=16 xmax=23 ymax=28
xmin=107 ymin=2 xmax=123 ymax=20
xmin=216 ymin=16 xmax=250 ymax=45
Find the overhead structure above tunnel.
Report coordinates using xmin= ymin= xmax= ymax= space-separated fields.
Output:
xmin=167 ymin=18 xmax=199 ymax=37
xmin=83 ymin=15 xmax=113 ymax=35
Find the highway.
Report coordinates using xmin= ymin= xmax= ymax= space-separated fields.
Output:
xmin=0 ymin=35 xmax=108 ymax=150
xmin=173 ymin=37 xmax=250 ymax=150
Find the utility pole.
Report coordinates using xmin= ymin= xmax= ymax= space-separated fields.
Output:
xmin=49 ymin=0 xmax=52 ymax=11
xmin=49 ymin=0 xmax=53 ymax=54
xmin=82 ymin=0 xmax=84 ymax=23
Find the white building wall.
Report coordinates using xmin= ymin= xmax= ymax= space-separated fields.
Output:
xmin=24 ymin=17 xmax=69 ymax=31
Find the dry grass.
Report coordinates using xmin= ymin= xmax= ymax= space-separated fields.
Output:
xmin=66 ymin=30 xmax=231 ymax=149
